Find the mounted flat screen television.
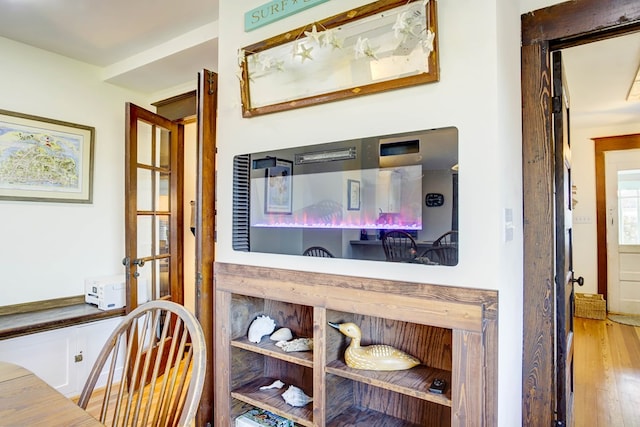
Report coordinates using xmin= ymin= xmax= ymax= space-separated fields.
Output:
xmin=232 ymin=126 xmax=458 ymax=266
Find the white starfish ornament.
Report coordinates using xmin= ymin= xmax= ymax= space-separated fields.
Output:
xmin=323 ymin=29 xmax=344 ymax=50
xmin=393 ymin=12 xmax=412 ymax=39
xmin=237 ymin=49 xmax=246 ymax=66
xmin=304 ymin=24 xmax=323 ymax=45
xmin=422 ymin=29 xmax=435 ymax=53
xmin=259 ymin=55 xmax=274 ymax=71
xmin=296 ymin=43 xmax=314 ymax=62
xmin=354 ymin=37 xmax=379 ymax=60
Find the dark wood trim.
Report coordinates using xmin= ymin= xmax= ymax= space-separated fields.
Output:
xmin=0 ymin=302 xmax=124 ymax=340
xmin=195 ymin=69 xmax=218 ymax=427
xmin=521 ymin=0 xmax=640 ymax=425
xmin=0 ymin=295 xmax=85 ymax=316
xmin=594 ymin=134 xmax=640 ymax=298
xmin=521 ymin=39 xmax=555 ymax=427
xmin=522 ymin=0 xmax=640 ymax=46
xmin=152 ymin=91 xmax=197 ymax=121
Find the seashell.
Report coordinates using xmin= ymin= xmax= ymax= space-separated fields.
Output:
xmin=270 ymin=327 xmax=293 ymax=342
xmin=281 ymin=385 xmax=313 ymax=407
xmin=275 ymin=337 xmax=313 ymax=352
xmin=259 ymin=379 xmax=285 ymax=390
xmin=247 ymin=315 xmax=276 ymax=343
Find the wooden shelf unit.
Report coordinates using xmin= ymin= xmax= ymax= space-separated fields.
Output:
xmin=215 ymin=262 xmax=498 ymax=426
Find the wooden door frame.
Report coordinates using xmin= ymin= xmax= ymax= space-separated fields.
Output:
xmin=195 ymin=69 xmax=217 ymax=427
xmin=521 ymin=1 xmax=640 ymax=424
xmin=594 ymin=134 xmax=640 ymax=298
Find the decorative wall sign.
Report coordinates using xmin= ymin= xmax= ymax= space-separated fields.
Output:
xmin=0 ymin=109 xmax=94 ymax=203
xmin=245 ymin=0 xmax=330 ymax=32
xmin=239 ymin=0 xmax=439 ymax=117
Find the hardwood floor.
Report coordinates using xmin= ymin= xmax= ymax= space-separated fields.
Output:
xmin=574 ymin=316 xmax=640 ymax=427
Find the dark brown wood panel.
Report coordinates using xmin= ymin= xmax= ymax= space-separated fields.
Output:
xmin=215 ymin=263 xmax=498 ymax=319
xmin=196 ymin=69 xmax=218 ymax=427
xmin=521 ymin=39 xmax=555 ymax=427
xmin=152 ymin=91 xmax=196 ymax=121
xmin=594 ymin=134 xmax=640 ymax=297
xmin=0 ymin=303 xmax=124 ymax=340
xmin=522 ymin=0 xmax=640 ymax=46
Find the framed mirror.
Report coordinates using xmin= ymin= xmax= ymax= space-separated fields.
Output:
xmin=239 ymin=0 xmax=439 ymax=117
xmin=232 ymin=126 xmax=459 ymax=266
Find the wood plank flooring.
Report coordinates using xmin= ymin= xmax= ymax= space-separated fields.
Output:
xmin=574 ymin=317 xmax=640 ymax=427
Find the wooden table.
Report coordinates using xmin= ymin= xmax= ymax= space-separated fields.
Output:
xmin=0 ymin=361 xmax=102 ymax=426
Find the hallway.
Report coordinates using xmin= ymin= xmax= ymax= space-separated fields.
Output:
xmin=574 ymin=317 xmax=640 ymax=426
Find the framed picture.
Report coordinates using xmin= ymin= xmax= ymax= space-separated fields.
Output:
xmin=239 ymin=0 xmax=439 ymax=117
xmin=265 ymin=159 xmax=293 ymax=214
xmin=0 ymin=109 xmax=95 ymax=203
xmin=347 ymin=179 xmax=360 ymax=211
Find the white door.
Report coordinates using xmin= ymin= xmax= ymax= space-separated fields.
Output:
xmin=606 ymin=149 xmax=640 ymax=315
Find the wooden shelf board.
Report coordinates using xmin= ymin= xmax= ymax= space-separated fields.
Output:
xmin=231 ymin=377 xmax=313 ymax=427
xmin=325 ymin=360 xmax=452 ymax=407
xmin=327 ymin=406 xmax=423 ymax=427
xmin=231 ymin=337 xmax=314 ymax=368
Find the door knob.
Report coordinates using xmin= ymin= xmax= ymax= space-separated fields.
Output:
xmin=571 ymin=276 xmax=584 ymax=286
xmin=132 ymin=258 xmax=145 ymax=267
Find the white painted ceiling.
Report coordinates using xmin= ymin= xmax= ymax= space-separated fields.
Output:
xmin=0 ymin=0 xmax=219 ymax=94
xmin=0 ymin=0 xmax=638 ymax=129
xmin=562 ymin=32 xmax=640 ymax=129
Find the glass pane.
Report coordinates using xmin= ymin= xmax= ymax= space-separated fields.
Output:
xmin=618 ymin=169 xmax=640 ymax=245
xmin=158 ymin=127 xmax=171 ymax=169
xmin=137 ymin=263 xmax=152 ymax=303
xmin=137 ymin=168 xmax=153 ymax=211
xmin=137 ymin=216 xmax=153 ymax=258
xmin=156 ymin=258 xmax=171 ymax=298
xmin=137 ymin=120 xmax=152 ymax=166
xmin=157 ymin=215 xmax=170 ymax=255
xmin=158 ymin=173 xmax=170 ymax=211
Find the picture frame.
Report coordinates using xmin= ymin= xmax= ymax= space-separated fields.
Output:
xmin=0 ymin=109 xmax=95 ymax=203
xmin=347 ymin=179 xmax=360 ymax=211
xmin=239 ymin=0 xmax=439 ymax=117
xmin=265 ymin=159 xmax=293 ymax=214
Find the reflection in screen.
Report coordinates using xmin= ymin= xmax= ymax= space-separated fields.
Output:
xmin=251 ymin=165 xmax=422 ymax=230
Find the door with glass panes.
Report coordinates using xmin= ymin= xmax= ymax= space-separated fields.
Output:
xmin=124 ymin=103 xmax=184 ymax=311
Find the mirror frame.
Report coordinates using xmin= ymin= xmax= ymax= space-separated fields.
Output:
xmin=239 ymin=0 xmax=439 ymax=117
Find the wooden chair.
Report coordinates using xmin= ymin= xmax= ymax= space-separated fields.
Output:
xmin=420 ymin=245 xmax=458 ymax=266
xmin=433 ymin=230 xmax=458 ymax=246
xmin=381 ymin=231 xmax=418 ymax=262
xmin=78 ymin=300 xmax=206 ymax=427
xmin=303 ymin=246 xmax=334 ymax=257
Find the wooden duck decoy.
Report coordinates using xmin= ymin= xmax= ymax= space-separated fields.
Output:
xmin=328 ymin=322 xmax=421 ymax=371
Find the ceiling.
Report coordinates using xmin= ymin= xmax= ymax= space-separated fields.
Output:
xmin=0 ymin=0 xmax=219 ymax=94
xmin=562 ymin=31 xmax=640 ymax=129
xmin=0 ymin=0 xmax=638 ymax=128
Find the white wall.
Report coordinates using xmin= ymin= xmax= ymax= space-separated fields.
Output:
xmin=571 ymin=122 xmax=640 ymax=295
xmin=217 ymin=1 xmax=523 ymax=425
xmin=0 ymin=36 xmax=153 ymax=305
